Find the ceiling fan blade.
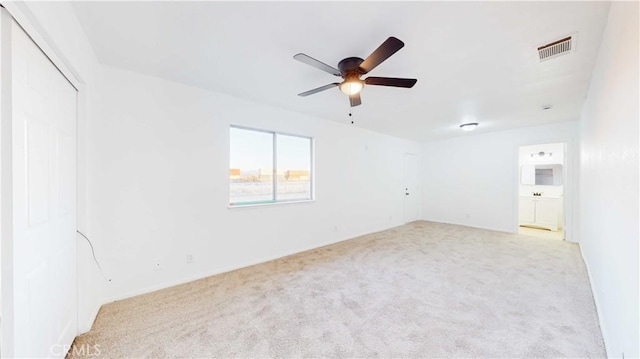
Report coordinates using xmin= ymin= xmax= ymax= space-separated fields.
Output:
xmin=298 ymin=83 xmax=340 ymax=97
xmin=364 ymin=77 xmax=417 ymax=88
xmin=349 ymin=93 xmax=362 ymax=107
xmin=358 ymin=37 xmax=405 ymax=74
xmin=294 ymin=53 xmax=341 ymax=76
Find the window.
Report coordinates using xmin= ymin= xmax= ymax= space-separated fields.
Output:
xmin=229 ymin=126 xmax=313 ymax=206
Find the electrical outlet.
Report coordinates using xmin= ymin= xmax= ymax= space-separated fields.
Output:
xmin=154 ymin=259 xmax=161 ymax=271
xmin=186 ymin=254 xmax=194 ymax=264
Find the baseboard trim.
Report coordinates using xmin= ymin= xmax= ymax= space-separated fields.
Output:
xmin=420 ymin=218 xmax=513 ymax=234
xmin=579 ymin=244 xmax=610 ymax=357
xmin=78 ymin=302 xmax=101 ymax=335
xmin=101 ymin=222 xmax=404 ymax=304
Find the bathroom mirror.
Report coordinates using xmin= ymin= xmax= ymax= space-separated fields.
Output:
xmin=521 ymin=164 xmax=563 ymax=185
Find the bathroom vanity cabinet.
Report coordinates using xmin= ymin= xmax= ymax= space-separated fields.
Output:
xmin=519 ymin=197 xmax=561 ymax=231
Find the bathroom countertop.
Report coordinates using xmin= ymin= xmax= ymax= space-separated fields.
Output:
xmin=520 ymin=195 xmax=562 ymax=199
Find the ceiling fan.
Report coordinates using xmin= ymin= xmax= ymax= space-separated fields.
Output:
xmin=294 ymin=37 xmax=417 ymax=107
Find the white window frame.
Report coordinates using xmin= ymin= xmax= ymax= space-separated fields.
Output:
xmin=229 ymin=125 xmax=314 ymax=207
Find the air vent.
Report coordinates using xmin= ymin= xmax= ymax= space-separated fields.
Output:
xmin=538 ymin=36 xmax=573 ymax=61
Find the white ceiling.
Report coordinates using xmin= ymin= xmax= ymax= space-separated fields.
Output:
xmin=71 ymin=1 xmax=611 ymax=141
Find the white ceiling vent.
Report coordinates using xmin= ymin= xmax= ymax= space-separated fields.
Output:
xmin=538 ymin=36 xmax=574 ymax=61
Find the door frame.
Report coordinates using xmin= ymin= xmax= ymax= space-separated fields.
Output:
xmin=513 ymin=140 xmax=577 ymax=242
xmin=0 ymin=3 xmax=85 ymax=357
xmin=0 ymin=3 xmax=81 ymax=90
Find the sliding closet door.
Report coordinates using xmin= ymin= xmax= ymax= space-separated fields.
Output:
xmin=8 ymin=16 xmax=78 ymax=358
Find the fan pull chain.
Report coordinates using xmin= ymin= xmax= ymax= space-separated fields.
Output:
xmin=349 ymin=107 xmax=354 ymax=124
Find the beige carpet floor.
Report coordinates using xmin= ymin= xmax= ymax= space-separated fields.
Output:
xmin=70 ymin=221 xmax=605 ymax=358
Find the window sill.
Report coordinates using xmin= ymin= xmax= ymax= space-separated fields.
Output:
xmin=228 ymin=199 xmax=316 ymax=210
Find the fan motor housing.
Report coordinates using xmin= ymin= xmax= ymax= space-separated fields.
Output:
xmin=338 ymin=57 xmax=364 ymax=75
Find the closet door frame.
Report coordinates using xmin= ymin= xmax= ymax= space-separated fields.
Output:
xmin=0 ymin=3 xmax=86 ymax=357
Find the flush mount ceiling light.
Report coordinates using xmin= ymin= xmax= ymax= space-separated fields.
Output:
xmin=542 ymin=105 xmax=553 ymax=110
xmin=459 ymin=123 xmax=479 ymax=132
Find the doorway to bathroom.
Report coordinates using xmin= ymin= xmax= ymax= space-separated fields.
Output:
xmin=517 ymin=143 xmax=566 ymax=240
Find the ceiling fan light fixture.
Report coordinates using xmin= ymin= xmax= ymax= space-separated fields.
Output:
xmin=460 ymin=122 xmax=479 ymax=132
xmin=339 ymin=80 xmax=364 ymax=96
xmin=294 ymin=37 xmax=415 ymax=107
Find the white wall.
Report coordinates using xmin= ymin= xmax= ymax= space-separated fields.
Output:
xmin=420 ymin=122 xmax=579 ymax=240
xmin=578 ymin=2 xmax=639 ymax=357
xmin=4 ymin=0 xmax=420 ymax=335
xmin=95 ymin=66 xmax=420 ymax=301
xmin=10 ymin=4 xmax=637 ymax=357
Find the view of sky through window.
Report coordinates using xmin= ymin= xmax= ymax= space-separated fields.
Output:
xmin=230 ymin=127 xmax=312 ymax=205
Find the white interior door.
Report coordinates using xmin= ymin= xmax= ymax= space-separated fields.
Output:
xmin=403 ymin=153 xmax=419 ymax=223
xmin=4 ymin=16 xmax=78 ymax=358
